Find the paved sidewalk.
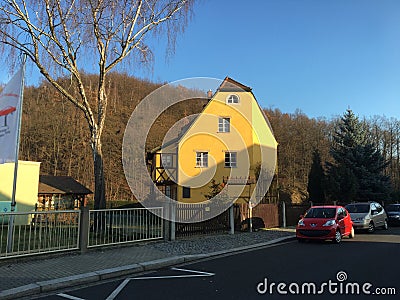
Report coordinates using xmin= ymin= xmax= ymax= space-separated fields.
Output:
xmin=0 ymin=229 xmax=295 ymax=299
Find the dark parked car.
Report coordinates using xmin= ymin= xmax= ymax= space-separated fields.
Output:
xmin=386 ymin=204 xmax=400 ymax=226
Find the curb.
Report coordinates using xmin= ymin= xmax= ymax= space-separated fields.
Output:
xmin=0 ymin=235 xmax=295 ymax=300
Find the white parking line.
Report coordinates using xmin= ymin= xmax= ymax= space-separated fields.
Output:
xmin=57 ymin=293 xmax=86 ymax=300
xmin=105 ymin=278 xmax=130 ymax=300
xmin=171 ymin=267 xmax=215 ymax=276
xmin=105 ymin=267 xmax=215 ymax=299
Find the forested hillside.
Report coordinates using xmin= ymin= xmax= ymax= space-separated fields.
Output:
xmin=266 ymin=109 xmax=400 ymax=203
xmin=13 ymin=74 xmax=400 ymax=204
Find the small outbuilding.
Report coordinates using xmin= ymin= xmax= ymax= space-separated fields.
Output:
xmin=37 ymin=175 xmax=92 ymax=211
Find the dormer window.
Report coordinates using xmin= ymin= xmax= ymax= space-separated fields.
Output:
xmin=226 ymin=94 xmax=239 ymax=104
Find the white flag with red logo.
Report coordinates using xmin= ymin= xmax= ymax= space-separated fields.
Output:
xmin=0 ymin=67 xmax=24 ymax=164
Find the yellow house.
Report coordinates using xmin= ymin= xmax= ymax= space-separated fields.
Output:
xmin=148 ymin=77 xmax=277 ymax=205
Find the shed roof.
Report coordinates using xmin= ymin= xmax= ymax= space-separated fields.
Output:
xmin=38 ymin=175 xmax=92 ymax=195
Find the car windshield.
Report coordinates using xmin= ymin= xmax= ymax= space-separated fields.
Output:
xmin=386 ymin=205 xmax=400 ymax=212
xmin=304 ymin=208 xmax=336 ymax=219
xmin=345 ymin=204 xmax=370 ymax=213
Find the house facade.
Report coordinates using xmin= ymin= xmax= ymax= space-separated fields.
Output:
xmin=148 ymin=77 xmax=277 ymax=205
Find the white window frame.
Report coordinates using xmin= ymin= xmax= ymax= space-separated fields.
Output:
xmin=226 ymin=94 xmax=240 ymax=104
xmin=161 ymin=154 xmax=173 ymax=168
xmin=225 ymin=152 xmax=237 ymax=168
xmin=196 ymin=152 xmax=208 ymax=168
xmin=218 ymin=117 xmax=230 ymax=133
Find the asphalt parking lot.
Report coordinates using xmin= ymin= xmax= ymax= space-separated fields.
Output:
xmin=36 ymin=226 xmax=400 ymax=300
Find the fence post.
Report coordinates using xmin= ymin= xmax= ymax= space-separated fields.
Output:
xmin=164 ymin=202 xmax=176 ymax=241
xmin=229 ymin=205 xmax=234 ymax=234
xmin=163 ymin=205 xmax=169 ymax=241
xmin=79 ymin=207 xmax=90 ymax=253
xmin=282 ymin=201 xmax=286 ymax=228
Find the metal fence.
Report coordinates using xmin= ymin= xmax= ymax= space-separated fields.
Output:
xmin=0 ymin=210 xmax=80 ymax=259
xmin=88 ymin=207 xmax=164 ymax=248
xmin=175 ymin=203 xmax=231 ymax=238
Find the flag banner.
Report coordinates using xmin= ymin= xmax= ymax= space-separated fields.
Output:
xmin=0 ymin=68 xmax=24 ymax=164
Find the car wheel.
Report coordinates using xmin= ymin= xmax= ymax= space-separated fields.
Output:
xmin=382 ymin=220 xmax=388 ymax=230
xmin=367 ymin=222 xmax=375 ymax=233
xmin=333 ymin=230 xmax=342 ymax=244
xmin=297 ymin=238 xmax=305 ymax=243
xmin=349 ymin=226 xmax=355 ymax=239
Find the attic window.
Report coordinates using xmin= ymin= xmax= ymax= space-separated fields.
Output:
xmin=226 ymin=94 xmax=239 ymax=104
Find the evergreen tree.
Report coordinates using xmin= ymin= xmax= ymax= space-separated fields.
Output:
xmin=327 ymin=109 xmax=391 ymax=202
xmin=204 ymin=179 xmax=223 ymax=200
xmin=353 ymin=143 xmax=391 ymax=200
xmin=307 ymin=149 xmax=326 ymax=203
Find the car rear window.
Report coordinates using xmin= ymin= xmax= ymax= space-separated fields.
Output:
xmin=345 ymin=204 xmax=370 ymax=213
xmin=304 ymin=208 xmax=336 ymax=219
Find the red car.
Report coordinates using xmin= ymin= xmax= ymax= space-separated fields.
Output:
xmin=296 ymin=205 xmax=354 ymax=243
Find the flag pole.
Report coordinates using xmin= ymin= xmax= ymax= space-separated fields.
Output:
xmin=10 ymin=54 xmax=27 ymax=212
xmin=7 ymin=54 xmax=26 ymax=253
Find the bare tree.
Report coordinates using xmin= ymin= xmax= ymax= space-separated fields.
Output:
xmin=0 ymin=0 xmax=194 ymax=209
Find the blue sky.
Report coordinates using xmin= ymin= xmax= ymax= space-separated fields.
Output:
xmin=1 ymin=0 xmax=399 ymax=120
xmin=141 ymin=0 xmax=400 ymax=120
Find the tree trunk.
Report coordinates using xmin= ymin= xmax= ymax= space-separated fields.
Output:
xmin=93 ymin=139 xmax=106 ymax=209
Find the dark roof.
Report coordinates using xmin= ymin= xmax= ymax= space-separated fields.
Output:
xmin=38 ymin=175 xmax=92 ymax=195
xmin=218 ymin=76 xmax=252 ymax=92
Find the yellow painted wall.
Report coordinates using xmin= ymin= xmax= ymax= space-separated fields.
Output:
xmin=176 ymin=90 xmax=274 ymax=203
xmin=0 ymin=160 xmax=41 ymax=213
xmin=251 ymin=101 xmax=278 ymax=195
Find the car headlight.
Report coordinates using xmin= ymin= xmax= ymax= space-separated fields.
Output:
xmin=323 ymin=220 xmax=336 ymax=227
xmin=298 ymin=219 xmax=305 ymax=226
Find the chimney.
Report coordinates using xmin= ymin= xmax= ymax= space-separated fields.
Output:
xmin=207 ymin=89 xmax=213 ymax=98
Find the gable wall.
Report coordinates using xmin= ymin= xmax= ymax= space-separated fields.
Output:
xmin=177 ymin=91 xmax=258 ymax=203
